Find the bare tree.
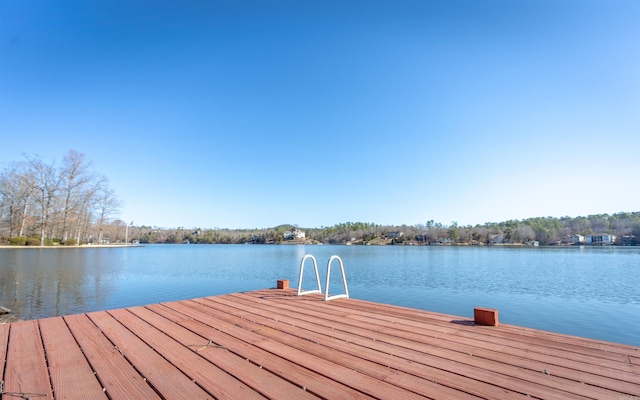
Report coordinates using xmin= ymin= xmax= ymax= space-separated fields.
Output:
xmin=94 ymin=187 xmax=122 ymax=244
xmin=0 ymin=152 xmax=123 ymax=245
xmin=515 ymin=225 xmax=536 ymax=243
xmin=59 ymin=150 xmax=95 ymax=241
xmin=71 ymin=176 xmax=106 ymax=244
xmin=27 ymin=155 xmax=60 ymax=246
xmin=0 ymin=162 xmax=36 ymax=238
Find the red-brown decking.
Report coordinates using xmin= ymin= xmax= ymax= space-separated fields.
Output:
xmin=1 ymin=288 xmax=638 ymax=399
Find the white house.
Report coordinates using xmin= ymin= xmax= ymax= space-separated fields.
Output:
xmin=570 ymin=234 xmax=585 ymax=244
xmin=585 ymin=234 xmax=616 ymax=245
xmin=283 ymin=229 xmax=305 ymax=240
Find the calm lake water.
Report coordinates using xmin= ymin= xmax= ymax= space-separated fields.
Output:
xmin=1 ymin=244 xmax=638 ymax=346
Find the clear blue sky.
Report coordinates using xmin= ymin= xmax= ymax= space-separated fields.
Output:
xmin=1 ymin=0 xmax=638 ymax=229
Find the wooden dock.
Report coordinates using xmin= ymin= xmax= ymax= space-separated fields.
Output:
xmin=1 ymin=287 xmax=638 ymax=399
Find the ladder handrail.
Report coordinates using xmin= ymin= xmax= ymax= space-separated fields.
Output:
xmin=324 ymin=255 xmax=349 ymax=301
xmin=297 ymin=254 xmax=349 ymax=301
xmin=297 ymin=254 xmax=322 ymax=296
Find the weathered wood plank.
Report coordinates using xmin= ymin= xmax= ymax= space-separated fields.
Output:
xmin=4 ymin=288 xmax=639 ymax=400
xmin=86 ymin=310 xmax=215 ymax=399
xmin=284 ymin=296 xmax=637 ymax=396
xmin=107 ymin=308 xmax=268 ymax=400
xmin=209 ymin=294 xmax=602 ymax=399
xmin=321 ymin=292 xmax=638 ymax=356
xmin=63 ymin=313 xmax=162 ymax=400
xmin=241 ymin=290 xmax=640 ymax=381
xmin=230 ymin=291 xmax=639 ymax=398
xmin=39 ymin=317 xmax=108 ymax=400
xmin=0 ymin=323 xmax=10 ymax=393
xmin=148 ymin=302 xmax=375 ymax=400
xmin=342 ymin=304 xmax=640 ymax=377
xmin=201 ymin=296 xmax=496 ymax=399
xmin=128 ymin=305 xmax=318 ymax=400
xmin=3 ymin=320 xmax=53 ymax=399
xmin=180 ymin=298 xmax=475 ymax=400
xmin=165 ymin=300 xmax=419 ymax=399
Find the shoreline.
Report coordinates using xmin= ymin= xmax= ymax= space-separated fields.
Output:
xmin=0 ymin=244 xmax=144 ymax=249
xmin=0 ymin=243 xmax=627 ymax=249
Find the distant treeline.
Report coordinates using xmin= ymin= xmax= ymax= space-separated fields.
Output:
xmin=133 ymin=212 xmax=640 ymax=246
xmin=2 ymin=153 xmax=638 ymax=247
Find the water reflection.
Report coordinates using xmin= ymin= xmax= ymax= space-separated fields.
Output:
xmin=0 ymin=248 xmax=117 ymax=320
xmin=1 ymin=245 xmax=638 ymax=346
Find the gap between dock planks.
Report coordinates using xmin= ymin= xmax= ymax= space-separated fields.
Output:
xmin=0 ymin=288 xmax=639 ymax=400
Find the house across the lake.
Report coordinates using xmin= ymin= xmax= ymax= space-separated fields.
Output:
xmin=585 ymin=233 xmax=616 ymax=245
xmin=283 ymin=229 xmax=305 ymax=240
xmin=570 ymin=234 xmax=585 ymax=244
xmin=384 ymin=231 xmax=403 ymax=239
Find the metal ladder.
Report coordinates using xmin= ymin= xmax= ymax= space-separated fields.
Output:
xmin=297 ymin=254 xmax=349 ymax=301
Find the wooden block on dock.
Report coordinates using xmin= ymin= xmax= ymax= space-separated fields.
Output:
xmin=277 ymin=279 xmax=289 ymax=290
xmin=474 ymin=307 xmax=498 ymax=326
